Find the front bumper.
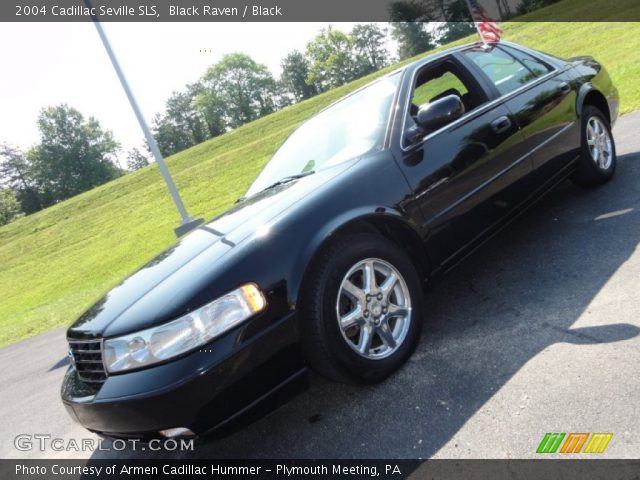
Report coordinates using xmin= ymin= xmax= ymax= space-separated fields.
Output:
xmin=61 ymin=311 xmax=306 ymax=438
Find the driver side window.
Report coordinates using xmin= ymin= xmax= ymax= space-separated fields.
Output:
xmin=404 ymin=59 xmax=486 ymax=147
xmin=412 ymin=71 xmax=470 ymax=111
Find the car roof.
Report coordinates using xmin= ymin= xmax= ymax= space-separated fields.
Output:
xmin=384 ymin=41 xmax=487 ymax=77
xmin=318 ymin=42 xmax=480 ymax=108
xmin=313 ymin=41 xmax=526 ymax=118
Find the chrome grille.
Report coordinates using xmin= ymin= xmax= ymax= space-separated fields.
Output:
xmin=68 ymin=339 xmax=107 ymax=384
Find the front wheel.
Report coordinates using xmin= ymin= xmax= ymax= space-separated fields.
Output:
xmin=301 ymin=234 xmax=423 ymax=384
xmin=573 ymin=106 xmax=616 ymax=187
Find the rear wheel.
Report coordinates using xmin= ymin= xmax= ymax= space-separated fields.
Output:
xmin=301 ymin=233 xmax=423 ymax=384
xmin=573 ymin=106 xmax=616 ymax=187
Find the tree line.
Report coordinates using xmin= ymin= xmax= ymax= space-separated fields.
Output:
xmin=151 ymin=20 xmax=479 ymax=158
xmin=151 ymin=24 xmax=396 ymax=158
xmin=0 ymin=106 xmax=123 ymax=225
xmin=0 ymin=19 xmax=481 ymax=226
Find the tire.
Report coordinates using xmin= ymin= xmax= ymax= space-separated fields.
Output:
xmin=300 ymin=233 xmax=423 ymax=384
xmin=572 ymin=105 xmax=616 ymax=187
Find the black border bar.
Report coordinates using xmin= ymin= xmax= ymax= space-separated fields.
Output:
xmin=3 ymin=0 xmax=640 ymax=22
xmin=3 ymin=459 xmax=640 ymax=480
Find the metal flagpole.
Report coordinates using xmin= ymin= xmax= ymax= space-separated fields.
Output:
xmin=84 ymin=0 xmax=203 ymax=237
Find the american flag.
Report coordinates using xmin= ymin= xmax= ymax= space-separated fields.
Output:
xmin=467 ymin=0 xmax=503 ymax=44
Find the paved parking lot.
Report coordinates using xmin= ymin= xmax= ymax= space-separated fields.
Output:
xmin=1 ymin=112 xmax=639 ymax=460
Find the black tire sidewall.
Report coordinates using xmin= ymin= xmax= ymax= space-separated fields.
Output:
xmin=313 ymin=235 xmax=423 ymax=384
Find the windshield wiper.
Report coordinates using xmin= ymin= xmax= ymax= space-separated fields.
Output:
xmin=236 ymin=170 xmax=316 ymax=204
xmin=260 ymin=170 xmax=316 ymax=193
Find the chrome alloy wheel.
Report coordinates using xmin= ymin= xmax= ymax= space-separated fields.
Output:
xmin=586 ymin=116 xmax=613 ymax=170
xmin=336 ymin=258 xmax=412 ymax=359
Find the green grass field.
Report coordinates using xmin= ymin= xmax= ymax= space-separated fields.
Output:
xmin=1 ymin=4 xmax=639 ymax=346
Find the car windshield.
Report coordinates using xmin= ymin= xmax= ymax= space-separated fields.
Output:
xmin=245 ymin=72 xmax=401 ymax=197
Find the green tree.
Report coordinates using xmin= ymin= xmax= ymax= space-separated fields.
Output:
xmin=152 ymin=115 xmax=194 ymax=158
xmin=428 ymin=0 xmax=477 ymax=43
xmin=351 ymin=24 xmax=390 ymax=76
xmin=280 ymin=50 xmax=317 ymax=102
xmin=390 ymin=23 xmax=436 ymax=59
xmin=306 ymin=27 xmax=358 ymax=92
xmin=153 ymin=85 xmax=211 ymax=157
xmin=438 ymin=22 xmax=476 ymax=44
xmin=198 ymin=53 xmax=278 ymax=130
xmin=0 ymin=142 xmax=41 ymax=213
xmin=166 ymin=86 xmax=209 ymax=144
xmin=126 ymin=147 xmax=150 ymax=171
xmin=191 ymin=82 xmax=226 ymax=139
xmin=0 ymin=188 xmax=24 ymax=226
xmin=28 ymin=105 xmax=121 ymax=206
xmin=389 ymin=1 xmax=437 ymax=59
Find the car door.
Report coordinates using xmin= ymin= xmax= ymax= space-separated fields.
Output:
xmin=393 ymin=54 xmax=529 ymax=268
xmin=460 ymin=44 xmax=579 ymax=185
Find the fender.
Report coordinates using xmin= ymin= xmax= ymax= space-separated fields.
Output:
xmin=575 ymin=82 xmax=596 ymax=118
xmin=575 ymin=81 xmax=618 ymax=126
xmin=286 ymin=206 xmax=426 ymax=306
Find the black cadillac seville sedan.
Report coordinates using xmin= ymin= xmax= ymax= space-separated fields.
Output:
xmin=62 ymin=41 xmax=619 ymax=440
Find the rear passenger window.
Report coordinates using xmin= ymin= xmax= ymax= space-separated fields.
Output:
xmin=463 ymin=47 xmax=551 ymax=96
xmin=501 ymin=45 xmax=552 ymax=78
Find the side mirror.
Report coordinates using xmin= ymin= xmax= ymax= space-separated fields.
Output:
xmin=415 ymin=95 xmax=465 ymax=132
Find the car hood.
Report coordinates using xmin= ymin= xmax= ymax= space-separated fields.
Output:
xmin=68 ymin=161 xmax=354 ymax=339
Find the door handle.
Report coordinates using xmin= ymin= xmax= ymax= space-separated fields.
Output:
xmin=558 ymin=81 xmax=571 ymax=94
xmin=491 ymin=116 xmax=511 ymax=134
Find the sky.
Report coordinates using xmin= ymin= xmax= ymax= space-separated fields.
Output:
xmin=0 ymin=22 xmax=373 ymax=162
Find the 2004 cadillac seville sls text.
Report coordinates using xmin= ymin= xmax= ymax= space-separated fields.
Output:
xmin=62 ymin=42 xmax=619 ymax=440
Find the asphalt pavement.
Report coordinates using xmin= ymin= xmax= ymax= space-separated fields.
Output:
xmin=1 ymin=112 xmax=639 ymax=460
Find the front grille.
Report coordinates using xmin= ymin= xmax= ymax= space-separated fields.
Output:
xmin=68 ymin=339 xmax=107 ymax=385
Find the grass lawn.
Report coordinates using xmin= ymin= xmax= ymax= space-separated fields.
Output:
xmin=1 ymin=4 xmax=639 ymax=346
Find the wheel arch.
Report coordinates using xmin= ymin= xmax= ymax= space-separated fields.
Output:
xmin=577 ymin=84 xmax=611 ymax=124
xmin=290 ymin=208 xmax=430 ymax=308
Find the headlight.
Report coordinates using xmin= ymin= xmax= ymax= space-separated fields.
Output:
xmin=103 ymin=283 xmax=266 ymax=373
